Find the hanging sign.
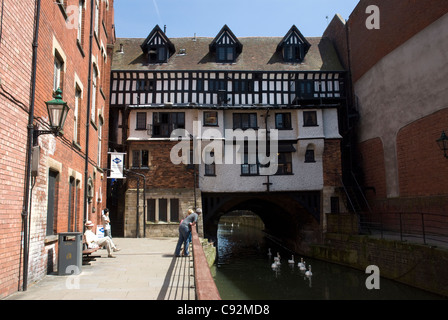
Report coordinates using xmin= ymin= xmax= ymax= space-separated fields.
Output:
xmin=108 ymin=152 xmax=126 ymax=179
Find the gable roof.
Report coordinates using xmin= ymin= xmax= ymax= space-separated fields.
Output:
xmin=140 ymin=25 xmax=176 ymax=55
xmin=209 ymin=25 xmax=243 ymax=54
xmin=276 ymin=25 xmax=311 ymax=55
xmin=113 ymin=25 xmax=344 ymax=72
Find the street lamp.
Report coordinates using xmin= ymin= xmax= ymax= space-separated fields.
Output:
xmin=436 ymin=131 xmax=448 ymax=159
xmin=33 ymin=88 xmax=70 ymax=144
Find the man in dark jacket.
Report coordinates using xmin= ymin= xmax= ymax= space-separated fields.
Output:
xmin=175 ymin=208 xmax=202 ymax=257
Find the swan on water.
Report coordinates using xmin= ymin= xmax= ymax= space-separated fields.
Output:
xmin=288 ymin=255 xmax=295 ymax=264
xmin=305 ymin=265 xmax=312 ymax=277
xmin=299 ymin=261 xmax=306 ymax=271
xmin=274 ymin=253 xmax=281 ymax=264
xmin=297 ymin=258 xmax=305 ymax=269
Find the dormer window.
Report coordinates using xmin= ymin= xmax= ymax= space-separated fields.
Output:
xmin=148 ymin=46 xmax=168 ymax=63
xmin=284 ymin=44 xmax=306 ymax=63
xmin=277 ymin=25 xmax=311 ymax=63
xmin=210 ymin=25 xmax=242 ymax=63
xmin=141 ymin=25 xmax=175 ymax=64
xmin=217 ymin=46 xmax=235 ymax=63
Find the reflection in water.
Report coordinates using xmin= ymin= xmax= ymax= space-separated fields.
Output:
xmin=212 ymin=222 xmax=444 ymax=300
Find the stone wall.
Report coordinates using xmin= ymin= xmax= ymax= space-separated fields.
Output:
xmin=310 ymin=233 xmax=448 ymax=297
xmin=125 ymin=187 xmax=203 ymax=238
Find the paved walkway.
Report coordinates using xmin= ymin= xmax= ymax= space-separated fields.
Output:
xmin=4 ymin=238 xmax=196 ymax=300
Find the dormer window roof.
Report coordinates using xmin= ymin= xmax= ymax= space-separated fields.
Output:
xmin=141 ymin=25 xmax=176 ymax=63
xmin=209 ymin=25 xmax=243 ymax=63
xmin=277 ymin=25 xmax=311 ymax=63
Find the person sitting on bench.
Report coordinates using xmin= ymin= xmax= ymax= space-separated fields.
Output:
xmin=84 ymin=221 xmax=120 ymax=258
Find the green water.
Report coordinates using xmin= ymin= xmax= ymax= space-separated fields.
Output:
xmin=212 ymin=223 xmax=445 ymax=300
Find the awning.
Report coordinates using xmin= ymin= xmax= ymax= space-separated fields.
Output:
xmin=278 ymin=143 xmax=296 ymax=153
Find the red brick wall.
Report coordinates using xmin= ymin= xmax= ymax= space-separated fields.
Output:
xmin=322 ymin=139 xmax=342 ymax=187
xmin=358 ymin=111 xmax=448 ymax=216
xmin=324 ymin=0 xmax=448 ymax=221
xmin=128 ymin=141 xmax=195 ymax=189
xmin=396 ymin=108 xmax=448 ymax=204
xmin=322 ymin=14 xmax=349 ymax=70
xmin=0 ymin=0 xmax=115 ymax=297
xmin=358 ymin=137 xmax=387 ymax=201
xmin=0 ymin=0 xmax=35 ymax=299
xmin=348 ymin=0 xmax=448 ymax=82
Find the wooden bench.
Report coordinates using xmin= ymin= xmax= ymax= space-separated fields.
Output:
xmin=82 ymin=235 xmax=100 ymax=265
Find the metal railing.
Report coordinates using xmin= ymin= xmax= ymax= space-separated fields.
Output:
xmin=360 ymin=211 xmax=448 ymax=247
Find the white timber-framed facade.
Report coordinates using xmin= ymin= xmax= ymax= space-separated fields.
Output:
xmin=109 ymin=25 xmax=348 ymax=240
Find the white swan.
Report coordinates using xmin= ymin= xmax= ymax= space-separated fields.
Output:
xmin=299 ymin=260 xmax=306 ymax=271
xmin=274 ymin=253 xmax=281 ymax=264
xmin=297 ymin=258 xmax=305 ymax=269
xmin=305 ymin=265 xmax=312 ymax=277
xmin=288 ymin=255 xmax=295 ymax=264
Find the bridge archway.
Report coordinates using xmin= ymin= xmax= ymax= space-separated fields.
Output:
xmin=201 ymin=192 xmax=323 ymax=253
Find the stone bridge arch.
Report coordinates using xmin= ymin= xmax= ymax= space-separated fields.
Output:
xmin=201 ymin=191 xmax=323 ymax=253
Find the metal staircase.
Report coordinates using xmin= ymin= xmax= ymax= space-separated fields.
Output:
xmin=340 ymin=172 xmax=373 ymax=233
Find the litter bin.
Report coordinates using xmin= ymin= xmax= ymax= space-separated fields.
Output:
xmin=58 ymin=232 xmax=82 ymax=275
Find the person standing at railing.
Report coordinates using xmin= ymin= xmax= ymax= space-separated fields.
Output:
xmin=175 ymin=208 xmax=202 ymax=257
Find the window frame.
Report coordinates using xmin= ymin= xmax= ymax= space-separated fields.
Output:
xmin=305 ymin=147 xmax=316 ymax=163
xmin=203 ymin=111 xmax=218 ymax=127
xmin=148 ymin=45 xmax=169 ymax=63
xmin=241 ymin=152 xmax=259 ymax=176
xmin=283 ymin=44 xmax=305 ymax=63
xmin=136 ymin=112 xmax=147 ymax=130
xmin=132 ymin=149 xmax=150 ymax=169
xmin=146 ymin=198 xmax=180 ymax=222
xmin=91 ymin=64 xmax=98 ymax=123
xmin=73 ymin=87 xmax=81 ymax=144
xmin=216 ymin=45 xmax=236 ymax=63
xmin=275 ymin=152 xmax=293 ymax=175
xmin=275 ymin=113 xmax=292 ymax=130
xmin=204 ymin=151 xmax=216 ymax=176
xmin=77 ymin=0 xmax=84 ymax=44
xmin=53 ymin=54 xmax=64 ymax=93
xmin=152 ymin=112 xmax=185 ymax=137
xmin=233 ymin=113 xmax=258 ymax=130
xmin=303 ymin=111 xmax=318 ymax=127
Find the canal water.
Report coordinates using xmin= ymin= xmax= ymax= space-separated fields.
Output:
xmin=211 ymin=220 xmax=444 ymax=300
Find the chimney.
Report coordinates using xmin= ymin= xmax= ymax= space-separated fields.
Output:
xmin=164 ymin=25 xmax=167 ymax=33
xmin=119 ymin=43 xmax=124 ymax=53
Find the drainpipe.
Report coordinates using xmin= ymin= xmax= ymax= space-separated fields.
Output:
xmin=21 ymin=0 xmax=41 ymax=292
xmin=83 ymin=0 xmax=95 ymax=231
xmin=264 ymin=108 xmax=271 ymax=192
xmin=136 ymin=176 xmax=140 ymax=237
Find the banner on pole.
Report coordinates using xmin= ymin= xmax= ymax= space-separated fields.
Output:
xmin=108 ymin=152 xmax=126 ymax=179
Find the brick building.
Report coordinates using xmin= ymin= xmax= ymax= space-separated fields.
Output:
xmin=0 ymin=0 xmax=115 ymax=298
xmin=109 ymin=24 xmax=348 ymax=244
xmin=324 ymin=1 xmax=448 ymax=231
xmin=0 ymin=0 xmax=35 ymax=299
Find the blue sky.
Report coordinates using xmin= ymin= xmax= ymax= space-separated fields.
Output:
xmin=114 ymin=0 xmax=360 ymax=39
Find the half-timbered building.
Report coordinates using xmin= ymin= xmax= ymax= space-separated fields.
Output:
xmin=109 ymin=25 xmax=347 ymax=245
